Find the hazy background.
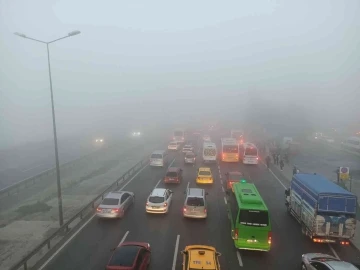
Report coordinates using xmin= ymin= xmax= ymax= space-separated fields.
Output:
xmin=1 ymin=0 xmax=360 ymax=150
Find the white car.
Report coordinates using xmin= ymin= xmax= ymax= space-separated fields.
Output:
xmin=146 ymin=188 xmax=173 ymax=214
xmin=96 ymin=191 xmax=134 ymax=218
xmin=168 ymin=141 xmax=180 ymax=150
xmin=182 ymin=144 xmax=194 ymax=153
xmin=301 ymin=253 xmax=359 ymax=270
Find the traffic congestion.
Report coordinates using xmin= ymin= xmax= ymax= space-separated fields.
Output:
xmin=41 ymin=127 xmax=360 ymax=270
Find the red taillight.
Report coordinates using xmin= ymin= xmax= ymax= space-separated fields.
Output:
xmin=96 ymin=208 xmax=102 ymax=212
xmin=340 ymin=241 xmax=350 ymax=245
xmin=234 ymin=228 xmax=238 ymax=240
xmin=112 ymin=208 xmax=120 ymax=213
xmin=146 ymin=203 xmax=149 ymax=206
xmin=256 ymin=157 xmax=259 ymax=160
xmin=183 ymin=207 xmax=187 ymax=212
xmin=268 ymin=232 xmax=272 ymax=245
xmin=204 ymin=208 xmax=207 ymax=213
xmin=164 ymin=203 xmax=168 ymax=207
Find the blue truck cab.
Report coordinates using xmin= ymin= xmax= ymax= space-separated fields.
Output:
xmin=285 ymin=173 xmax=357 ymax=245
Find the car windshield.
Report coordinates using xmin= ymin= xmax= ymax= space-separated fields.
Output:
xmin=229 ymin=173 xmax=243 ymax=181
xmin=238 ymin=210 xmax=269 ymax=227
xmin=186 ymin=153 xmax=195 ymax=158
xmin=166 ymin=172 xmax=178 ymax=177
xmin=151 ymin=154 xmax=162 ymax=159
xmin=199 ymin=171 xmax=211 ymax=176
xmin=101 ymin=198 xmax=119 ymax=205
xmin=149 ymin=196 xmax=164 ymax=203
xmin=108 ymin=245 xmax=140 ymax=267
xmin=170 ymin=143 xmax=177 ymax=146
xmin=186 ymin=197 xmax=205 ymax=206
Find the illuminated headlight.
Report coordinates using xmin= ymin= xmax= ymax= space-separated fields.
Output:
xmin=100 ymin=139 xmax=103 ymax=142
xmin=96 ymin=139 xmax=99 ymax=142
xmin=137 ymin=132 xmax=141 ymax=135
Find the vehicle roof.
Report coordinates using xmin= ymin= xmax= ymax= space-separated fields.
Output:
xmin=108 ymin=245 xmax=141 ymax=267
xmin=169 ymin=141 xmax=178 ymax=144
xmin=184 ymin=145 xmax=192 ymax=147
xmin=152 ymin=150 xmax=165 ymax=154
xmin=188 ymin=247 xmax=217 ymax=270
xmin=150 ymin=188 xmax=167 ymax=197
xmin=293 ymin=173 xmax=355 ymax=197
xmin=185 ymin=152 xmax=195 ymax=155
xmin=105 ymin=191 xmax=125 ymax=199
xmin=199 ymin=167 xmax=211 ymax=171
xmin=229 ymin=171 xmax=243 ymax=175
xmin=167 ymin=167 xmax=180 ymax=172
xmin=233 ymin=183 xmax=268 ymax=211
xmin=187 ymin=188 xmax=205 ymax=197
xmin=325 ymin=260 xmax=359 ymax=270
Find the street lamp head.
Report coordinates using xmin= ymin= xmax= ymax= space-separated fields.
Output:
xmin=68 ymin=30 xmax=81 ymax=36
xmin=14 ymin=32 xmax=26 ymax=38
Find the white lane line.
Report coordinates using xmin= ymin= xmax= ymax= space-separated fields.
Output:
xmin=220 ymin=180 xmax=223 ymax=184
xmin=186 ymin=181 xmax=190 ymax=190
xmin=154 ymin=179 xmax=161 ymax=188
xmin=119 ymin=231 xmax=129 ymax=245
xmin=328 ymin=244 xmax=340 ymax=259
xmin=221 ymin=186 xmax=225 ymax=193
xmin=172 ymin=235 xmax=180 ymax=270
xmin=219 ymin=174 xmax=222 ymax=179
xmin=168 ymin=158 xmax=176 ymax=168
xmin=38 ymin=163 xmax=149 ymax=270
xmin=224 ymin=197 xmax=227 ymax=204
xmin=22 ymin=163 xmax=46 ymax=172
xmin=218 ymin=165 xmax=220 ymax=170
xmin=236 ymin=251 xmax=243 ymax=267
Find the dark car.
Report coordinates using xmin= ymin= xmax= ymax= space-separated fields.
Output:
xmin=164 ymin=167 xmax=183 ymax=183
xmin=184 ymin=152 xmax=196 ymax=164
xmin=225 ymin=171 xmax=245 ymax=191
xmin=106 ymin=242 xmax=151 ymax=270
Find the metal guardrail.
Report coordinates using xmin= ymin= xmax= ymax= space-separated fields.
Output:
xmin=9 ymin=156 xmax=149 ymax=270
xmin=0 ymin=138 xmax=130 ymax=198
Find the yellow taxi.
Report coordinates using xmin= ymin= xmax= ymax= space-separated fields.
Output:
xmin=196 ymin=167 xmax=213 ymax=184
xmin=181 ymin=245 xmax=221 ymax=270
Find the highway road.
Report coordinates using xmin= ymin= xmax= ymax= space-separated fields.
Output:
xmin=0 ymin=135 xmax=107 ymax=189
xmin=38 ymin=133 xmax=360 ymax=270
xmin=292 ymin=139 xmax=360 ymax=181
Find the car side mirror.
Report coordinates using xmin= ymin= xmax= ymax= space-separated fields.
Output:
xmin=181 ymin=250 xmax=187 ymax=255
xmin=110 ymin=247 xmax=116 ymax=252
xmin=216 ymin=252 xmax=222 ymax=256
xmin=170 ymin=190 xmax=173 ymax=193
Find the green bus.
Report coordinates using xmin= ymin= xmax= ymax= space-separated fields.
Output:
xmin=227 ymin=181 xmax=272 ymax=251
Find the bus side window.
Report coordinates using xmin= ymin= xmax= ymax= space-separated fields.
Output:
xmin=228 ymin=193 xmax=239 ymax=223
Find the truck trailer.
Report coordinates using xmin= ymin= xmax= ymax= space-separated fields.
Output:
xmin=285 ymin=173 xmax=357 ymax=245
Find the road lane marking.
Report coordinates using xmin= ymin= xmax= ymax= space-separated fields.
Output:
xmin=119 ymin=231 xmax=129 ymax=245
xmin=219 ymin=174 xmax=222 ymax=179
xmin=221 ymin=186 xmax=225 ymax=193
xmin=224 ymin=197 xmax=227 ymax=204
xmin=220 ymin=180 xmax=223 ymax=184
xmin=154 ymin=179 xmax=161 ymax=188
xmin=328 ymin=244 xmax=340 ymax=259
xmin=186 ymin=181 xmax=190 ymax=190
xmin=172 ymin=235 xmax=180 ymax=270
xmin=38 ymin=163 xmax=149 ymax=270
xmin=168 ymin=158 xmax=176 ymax=168
xmin=218 ymin=165 xmax=220 ymax=170
xmin=236 ymin=251 xmax=243 ymax=267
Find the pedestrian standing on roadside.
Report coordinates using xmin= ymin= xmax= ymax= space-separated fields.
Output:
xmin=336 ymin=167 xmax=340 ymax=183
xmin=272 ymin=152 xmax=276 ymax=163
xmin=276 ymin=154 xmax=280 ymax=165
xmin=280 ymin=159 xmax=284 ymax=171
xmin=266 ymin=155 xmax=271 ymax=168
xmin=293 ymin=166 xmax=297 ymax=176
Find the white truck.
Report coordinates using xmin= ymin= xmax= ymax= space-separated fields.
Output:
xmin=202 ymin=142 xmax=217 ymax=163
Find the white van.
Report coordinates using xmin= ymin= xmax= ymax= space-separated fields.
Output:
xmin=150 ymin=150 xmax=167 ymax=167
xmin=203 ymin=142 xmax=217 ymax=163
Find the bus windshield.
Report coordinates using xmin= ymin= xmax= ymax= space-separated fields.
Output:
xmin=223 ymin=145 xmax=238 ymax=153
xmin=238 ymin=210 xmax=269 ymax=227
xmin=244 ymin=148 xmax=257 ymax=156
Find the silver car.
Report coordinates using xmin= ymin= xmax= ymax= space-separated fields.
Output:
xmin=302 ymin=253 xmax=360 ymax=270
xmin=183 ymin=188 xmax=208 ymax=219
xmin=182 ymin=144 xmax=194 ymax=153
xmin=96 ymin=191 xmax=134 ymax=218
xmin=184 ymin=152 xmax=196 ymax=164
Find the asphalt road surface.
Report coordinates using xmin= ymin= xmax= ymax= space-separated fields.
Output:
xmin=292 ymin=139 xmax=360 ymax=181
xmin=39 ymin=133 xmax=360 ymax=270
xmin=0 ymin=136 xmax=106 ymax=189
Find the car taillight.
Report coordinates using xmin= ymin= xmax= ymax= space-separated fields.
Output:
xmin=96 ymin=208 xmax=102 ymax=212
xmin=204 ymin=208 xmax=207 ymax=213
xmin=268 ymin=232 xmax=272 ymax=245
xmin=164 ymin=203 xmax=168 ymax=207
xmin=146 ymin=203 xmax=149 ymax=206
xmin=234 ymin=228 xmax=238 ymax=240
xmin=340 ymin=241 xmax=350 ymax=245
xmin=257 ymin=157 xmax=259 ymax=160
xmin=183 ymin=207 xmax=187 ymax=212
xmin=112 ymin=208 xmax=120 ymax=213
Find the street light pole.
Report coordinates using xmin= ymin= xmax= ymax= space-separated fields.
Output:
xmin=14 ymin=30 xmax=81 ymax=227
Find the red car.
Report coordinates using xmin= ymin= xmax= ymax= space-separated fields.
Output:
xmin=225 ymin=171 xmax=245 ymax=191
xmin=106 ymin=242 xmax=151 ymax=270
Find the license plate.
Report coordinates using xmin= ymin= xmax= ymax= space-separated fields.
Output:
xmin=168 ymin=178 xmax=174 ymax=181
xmin=103 ymin=209 xmax=111 ymax=213
xmin=247 ymin=239 xmax=258 ymax=243
xmin=152 ymin=206 xmax=160 ymax=209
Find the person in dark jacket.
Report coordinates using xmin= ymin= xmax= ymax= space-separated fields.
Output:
xmin=265 ymin=155 xmax=271 ymax=168
xmin=280 ymin=159 xmax=284 ymax=171
xmin=293 ymin=166 xmax=297 ymax=176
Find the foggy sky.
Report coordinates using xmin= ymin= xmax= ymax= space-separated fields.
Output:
xmin=1 ymin=0 xmax=360 ymax=149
